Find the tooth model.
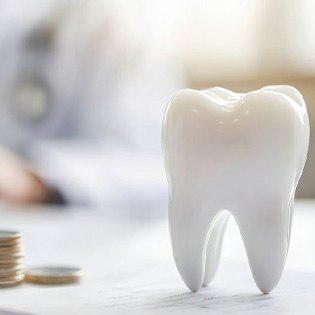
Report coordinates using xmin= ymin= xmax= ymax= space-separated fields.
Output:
xmin=162 ymin=86 xmax=309 ymax=294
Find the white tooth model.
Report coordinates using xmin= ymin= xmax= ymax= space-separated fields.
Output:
xmin=162 ymin=86 xmax=309 ymax=294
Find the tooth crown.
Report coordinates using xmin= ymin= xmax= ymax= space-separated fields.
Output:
xmin=162 ymin=86 xmax=309 ymax=294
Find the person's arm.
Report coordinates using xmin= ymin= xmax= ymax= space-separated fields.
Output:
xmin=0 ymin=146 xmax=62 ymax=204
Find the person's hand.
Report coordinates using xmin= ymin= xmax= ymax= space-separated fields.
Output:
xmin=0 ymin=146 xmax=56 ymax=204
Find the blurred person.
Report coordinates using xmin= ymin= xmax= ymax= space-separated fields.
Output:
xmin=0 ymin=0 xmax=183 ymax=209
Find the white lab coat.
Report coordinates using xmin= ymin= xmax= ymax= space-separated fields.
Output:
xmin=0 ymin=0 xmax=184 ymax=209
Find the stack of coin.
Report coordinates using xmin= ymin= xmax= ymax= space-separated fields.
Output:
xmin=0 ymin=231 xmax=24 ymax=287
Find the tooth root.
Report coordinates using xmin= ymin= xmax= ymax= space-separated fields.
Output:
xmin=235 ymin=198 xmax=291 ymax=294
xmin=202 ymin=211 xmax=230 ymax=287
xmin=170 ymin=194 xmax=220 ymax=292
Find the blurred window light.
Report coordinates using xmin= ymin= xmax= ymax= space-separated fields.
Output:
xmin=176 ymin=0 xmax=264 ymax=81
xmin=172 ymin=0 xmax=315 ymax=82
xmin=283 ymin=0 xmax=315 ymax=74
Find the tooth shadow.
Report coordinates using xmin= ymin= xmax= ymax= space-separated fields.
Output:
xmin=138 ymin=269 xmax=315 ymax=313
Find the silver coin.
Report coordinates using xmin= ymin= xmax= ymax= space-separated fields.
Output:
xmin=0 ymin=241 xmax=21 ymax=246
xmin=0 ymin=264 xmax=24 ymax=272
xmin=25 ymin=266 xmax=82 ymax=284
xmin=0 ymin=231 xmax=22 ymax=241
xmin=0 ymin=282 xmax=23 ymax=288
xmin=0 ymin=275 xmax=25 ymax=287
xmin=0 ymin=244 xmax=24 ymax=252
xmin=0 ymin=252 xmax=25 ymax=264
xmin=0 ymin=269 xmax=24 ymax=278
xmin=0 ymin=273 xmax=25 ymax=284
xmin=0 ymin=258 xmax=23 ymax=265
xmin=0 ymin=242 xmax=23 ymax=248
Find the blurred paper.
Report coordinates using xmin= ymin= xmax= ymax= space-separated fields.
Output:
xmin=0 ymin=202 xmax=315 ymax=314
xmin=1 ymin=262 xmax=315 ymax=314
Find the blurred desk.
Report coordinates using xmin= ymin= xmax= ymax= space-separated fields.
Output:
xmin=0 ymin=200 xmax=314 ymax=314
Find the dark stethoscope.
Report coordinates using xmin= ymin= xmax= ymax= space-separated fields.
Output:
xmin=10 ymin=22 xmax=54 ymax=125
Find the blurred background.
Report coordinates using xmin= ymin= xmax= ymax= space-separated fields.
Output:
xmin=0 ymin=0 xmax=313 ymax=211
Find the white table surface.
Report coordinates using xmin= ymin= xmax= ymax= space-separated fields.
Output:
xmin=0 ymin=199 xmax=314 ymax=314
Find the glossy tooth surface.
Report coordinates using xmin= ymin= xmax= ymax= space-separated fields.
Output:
xmin=162 ymin=86 xmax=309 ymax=294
